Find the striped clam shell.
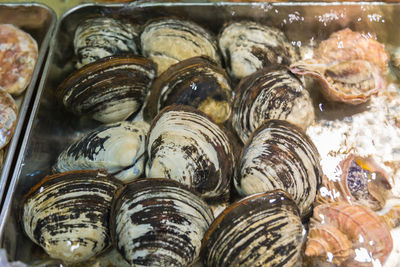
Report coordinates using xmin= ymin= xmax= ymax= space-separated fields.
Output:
xmin=111 ymin=178 xmax=214 ymax=266
xmin=144 ymin=56 xmax=233 ymax=124
xmin=235 ymin=119 xmax=322 ymax=217
xmin=56 ymin=55 xmax=156 ymax=123
xmin=21 ymin=170 xmax=122 ymax=264
xmin=140 ymin=18 xmax=221 ymax=75
xmin=74 ymin=17 xmax=138 ymax=68
xmin=53 ymin=121 xmax=149 ymax=182
xmin=0 ymin=87 xmax=17 ymax=149
xmin=218 ymin=21 xmax=299 ymax=81
xmin=202 ymin=189 xmax=304 ymax=267
xmin=146 ymin=105 xmax=234 ymax=200
xmin=232 ymin=65 xmax=315 ymax=143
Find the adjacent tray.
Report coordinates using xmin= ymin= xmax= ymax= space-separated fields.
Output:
xmin=0 ymin=4 xmax=56 ymax=209
xmin=1 ymin=1 xmax=399 ymax=264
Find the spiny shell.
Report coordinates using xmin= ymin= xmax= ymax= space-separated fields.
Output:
xmin=317 ymin=154 xmax=392 ymax=211
xmin=74 ymin=17 xmax=139 ymax=68
xmin=231 ymin=65 xmax=314 ymax=143
xmin=290 ymin=59 xmax=383 ymax=105
xmin=111 ymin=178 xmax=214 ymax=266
xmin=0 ymin=24 xmax=38 ymax=95
xmin=56 ymin=55 xmax=156 ymax=123
xmin=218 ymin=21 xmax=299 ymax=81
xmin=144 ymin=56 xmax=233 ymax=124
xmin=146 ymin=105 xmax=234 ymax=200
xmin=0 ymin=87 xmax=17 ymax=149
xmin=202 ymin=190 xmax=304 ymax=267
xmin=306 ymin=202 xmax=393 ymax=266
xmin=235 ymin=119 xmax=322 ymax=218
xmin=21 ymin=170 xmax=123 ymax=264
xmin=140 ymin=18 xmax=221 ymax=75
xmin=53 ymin=121 xmax=149 ymax=182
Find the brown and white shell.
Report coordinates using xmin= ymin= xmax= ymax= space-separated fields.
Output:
xmin=235 ymin=119 xmax=322 ymax=218
xmin=317 ymin=154 xmax=392 ymax=211
xmin=21 ymin=170 xmax=123 ymax=265
xmin=218 ymin=21 xmax=299 ymax=81
xmin=144 ymin=56 xmax=233 ymax=124
xmin=53 ymin=121 xmax=149 ymax=182
xmin=74 ymin=17 xmax=139 ymax=68
xmin=111 ymin=178 xmax=214 ymax=267
xmin=0 ymin=24 xmax=38 ymax=95
xmin=202 ymin=190 xmax=304 ymax=267
xmin=140 ymin=18 xmax=221 ymax=75
xmin=231 ymin=65 xmax=315 ymax=143
xmin=0 ymin=87 xmax=17 ymax=149
xmin=145 ymin=105 xmax=234 ymax=200
xmin=306 ymin=202 xmax=393 ymax=266
xmin=56 ymin=55 xmax=156 ymax=123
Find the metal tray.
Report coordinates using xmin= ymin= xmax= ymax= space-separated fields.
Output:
xmin=0 ymin=4 xmax=56 ymax=209
xmin=1 ymin=1 xmax=399 ymax=264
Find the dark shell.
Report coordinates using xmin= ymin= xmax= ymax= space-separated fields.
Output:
xmin=74 ymin=17 xmax=139 ymax=68
xmin=232 ymin=65 xmax=315 ymax=143
xmin=53 ymin=121 xmax=149 ymax=182
xmin=21 ymin=170 xmax=123 ymax=264
xmin=140 ymin=18 xmax=221 ymax=75
xmin=56 ymin=55 xmax=156 ymax=123
xmin=145 ymin=105 xmax=235 ymax=200
xmin=218 ymin=21 xmax=299 ymax=81
xmin=235 ymin=119 xmax=322 ymax=218
xmin=0 ymin=88 xmax=17 ymax=149
xmin=144 ymin=56 xmax=233 ymax=124
xmin=202 ymin=189 xmax=304 ymax=267
xmin=111 ymin=178 xmax=214 ymax=266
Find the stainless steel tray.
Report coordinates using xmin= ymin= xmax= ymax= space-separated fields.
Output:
xmin=1 ymin=1 xmax=399 ymax=264
xmin=0 ymin=4 xmax=56 ymax=209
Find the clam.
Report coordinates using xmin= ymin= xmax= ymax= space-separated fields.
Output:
xmin=21 ymin=170 xmax=122 ymax=264
xmin=202 ymin=189 xmax=304 ymax=267
xmin=218 ymin=21 xmax=299 ymax=81
xmin=53 ymin=121 xmax=149 ymax=182
xmin=235 ymin=119 xmax=322 ymax=217
xmin=317 ymin=154 xmax=392 ymax=211
xmin=0 ymin=87 xmax=17 ymax=149
xmin=111 ymin=178 xmax=214 ymax=266
xmin=306 ymin=202 xmax=393 ymax=266
xmin=0 ymin=24 xmax=38 ymax=95
xmin=290 ymin=28 xmax=389 ymax=105
xmin=231 ymin=65 xmax=314 ymax=143
xmin=144 ymin=56 xmax=233 ymax=124
xmin=56 ymin=55 xmax=156 ymax=123
xmin=140 ymin=18 xmax=221 ymax=75
xmin=74 ymin=17 xmax=139 ymax=68
xmin=146 ymin=105 xmax=234 ymax=200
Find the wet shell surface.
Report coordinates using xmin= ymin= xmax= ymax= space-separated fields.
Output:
xmin=290 ymin=28 xmax=389 ymax=105
xmin=0 ymin=24 xmax=38 ymax=95
xmin=306 ymin=202 xmax=393 ymax=266
xmin=218 ymin=21 xmax=299 ymax=81
xmin=111 ymin=178 xmax=214 ymax=266
xmin=140 ymin=18 xmax=221 ymax=75
xmin=146 ymin=105 xmax=234 ymax=200
xmin=74 ymin=17 xmax=139 ymax=68
xmin=231 ymin=65 xmax=315 ymax=143
xmin=53 ymin=121 xmax=149 ymax=182
xmin=21 ymin=170 xmax=123 ymax=264
xmin=318 ymin=154 xmax=392 ymax=211
xmin=145 ymin=56 xmax=233 ymax=124
xmin=202 ymin=190 xmax=304 ymax=267
xmin=235 ymin=119 xmax=322 ymax=217
xmin=56 ymin=55 xmax=156 ymax=123
xmin=0 ymin=88 xmax=17 ymax=149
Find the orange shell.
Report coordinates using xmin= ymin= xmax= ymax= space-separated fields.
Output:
xmin=0 ymin=24 xmax=38 ymax=95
